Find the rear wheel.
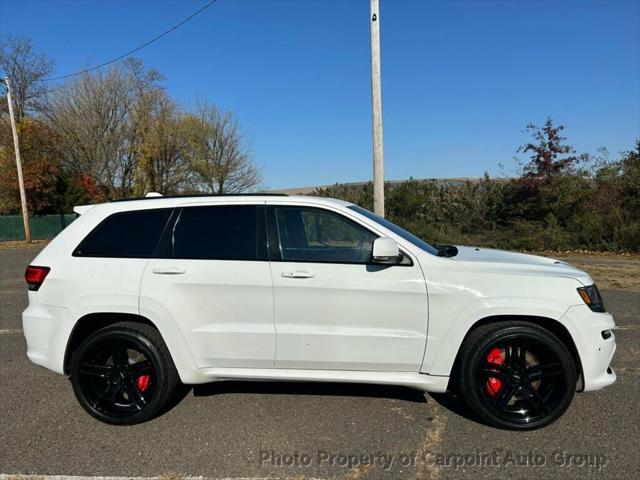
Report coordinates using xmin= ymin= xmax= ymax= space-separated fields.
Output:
xmin=457 ymin=321 xmax=577 ymax=430
xmin=70 ymin=321 xmax=179 ymax=425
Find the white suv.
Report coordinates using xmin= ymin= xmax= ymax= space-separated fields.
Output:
xmin=22 ymin=194 xmax=616 ymax=429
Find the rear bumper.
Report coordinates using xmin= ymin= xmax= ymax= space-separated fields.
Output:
xmin=560 ymin=305 xmax=616 ymax=391
xmin=22 ymin=302 xmax=74 ymax=375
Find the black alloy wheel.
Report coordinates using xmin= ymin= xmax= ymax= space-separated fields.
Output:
xmin=457 ymin=321 xmax=577 ymax=430
xmin=70 ymin=322 xmax=179 ymax=425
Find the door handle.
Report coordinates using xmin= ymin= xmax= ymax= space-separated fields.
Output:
xmin=152 ymin=267 xmax=186 ymax=275
xmin=281 ymin=270 xmax=315 ymax=279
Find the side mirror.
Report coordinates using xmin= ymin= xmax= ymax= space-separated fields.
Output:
xmin=372 ymin=237 xmax=402 ymax=265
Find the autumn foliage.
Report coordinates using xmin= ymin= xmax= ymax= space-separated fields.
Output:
xmin=1 ymin=36 xmax=261 ymax=212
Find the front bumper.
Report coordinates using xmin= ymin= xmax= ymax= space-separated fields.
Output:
xmin=560 ymin=304 xmax=616 ymax=391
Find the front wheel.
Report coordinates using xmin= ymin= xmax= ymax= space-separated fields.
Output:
xmin=457 ymin=321 xmax=577 ymax=430
xmin=70 ymin=321 xmax=179 ymax=425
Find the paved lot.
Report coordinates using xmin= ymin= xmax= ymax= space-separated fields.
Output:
xmin=1 ymin=245 xmax=638 ymax=479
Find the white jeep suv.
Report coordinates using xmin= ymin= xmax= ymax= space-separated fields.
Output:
xmin=22 ymin=194 xmax=616 ymax=429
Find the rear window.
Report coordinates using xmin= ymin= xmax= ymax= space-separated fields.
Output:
xmin=171 ymin=205 xmax=267 ymax=261
xmin=73 ymin=209 xmax=173 ymax=258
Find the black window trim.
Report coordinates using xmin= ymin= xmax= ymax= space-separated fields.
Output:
xmin=265 ymin=205 xmax=413 ymax=267
xmin=72 ymin=207 xmax=175 ymax=259
xmin=72 ymin=203 xmax=414 ymax=266
xmin=153 ymin=207 xmax=181 ymax=259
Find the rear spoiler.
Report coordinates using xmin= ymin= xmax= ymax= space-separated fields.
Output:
xmin=73 ymin=204 xmax=96 ymax=215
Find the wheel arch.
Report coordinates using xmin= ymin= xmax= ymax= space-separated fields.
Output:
xmin=64 ymin=313 xmax=156 ymax=374
xmin=448 ymin=315 xmax=584 ymax=390
xmin=63 ymin=312 xmax=198 ymax=382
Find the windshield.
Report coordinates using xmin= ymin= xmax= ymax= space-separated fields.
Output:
xmin=348 ymin=205 xmax=439 ymax=256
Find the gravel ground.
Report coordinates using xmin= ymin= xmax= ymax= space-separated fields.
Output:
xmin=1 ymin=245 xmax=638 ymax=479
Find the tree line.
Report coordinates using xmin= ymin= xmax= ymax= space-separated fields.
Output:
xmin=316 ymin=122 xmax=639 ymax=252
xmin=0 ymin=35 xmax=260 ymax=214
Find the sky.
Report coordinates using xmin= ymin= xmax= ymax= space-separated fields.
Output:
xmin=1 ymin=0 xmax=638 ymax=190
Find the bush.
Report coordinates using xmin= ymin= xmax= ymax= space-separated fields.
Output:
xmin=315 ymin=141 xmax=640 ymax=253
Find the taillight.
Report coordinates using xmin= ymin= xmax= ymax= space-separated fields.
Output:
xmin=25 ymin=265 xmax=50 ymax=291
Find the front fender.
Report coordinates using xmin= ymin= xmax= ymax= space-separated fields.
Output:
xmin=422 ymin=297 xmax=571 ymax=376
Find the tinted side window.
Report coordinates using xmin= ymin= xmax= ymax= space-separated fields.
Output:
xmin=274 ymin=206 xmax=377 ymax=263
xmin=74 ymin=208 xmax=172 ymax=258
xmin=172 ymin=205 xmax=267 ymax=260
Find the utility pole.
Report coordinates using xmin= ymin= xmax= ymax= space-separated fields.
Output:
xmin=370 ymin=0 xmax=385 ymax=217
xmin=5 ymin=77 xmax=31 ymax=242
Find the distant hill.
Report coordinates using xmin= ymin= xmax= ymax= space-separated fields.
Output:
xmin=266 ymin=177 xmax=509 ymax=195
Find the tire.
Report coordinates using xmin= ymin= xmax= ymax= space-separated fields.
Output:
xmin=70 ymin=321 xmax=180 ymax=425
xmin=457 ymin=321 xmax=577 ymax=430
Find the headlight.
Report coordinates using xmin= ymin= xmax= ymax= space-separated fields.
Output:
xmin=577 ymin=284 xmax=605 ymax=312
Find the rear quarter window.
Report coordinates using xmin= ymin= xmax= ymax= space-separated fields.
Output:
xmin=73 ymin=208 xmax=173 ymax=258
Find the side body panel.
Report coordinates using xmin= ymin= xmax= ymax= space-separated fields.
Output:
xmin=139 ymin=202 xmax=276 ymax=369
xmin=267 ymin=202 xmax=429 ymax=371
xmin=140 ymin=258 xmax=275 ymax=368
xmin=271 ymin=261 xmax=428 ymax=371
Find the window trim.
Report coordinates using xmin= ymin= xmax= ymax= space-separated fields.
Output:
xmin=72 ymin=203 xmax=415 ymax=266
xmin=266 ymin=205 xmax=413 ymax=266
xmin=72 ymin=208 xmax=175 ymax=259
xmin=153 ymin=207 xmax=181 ymax=259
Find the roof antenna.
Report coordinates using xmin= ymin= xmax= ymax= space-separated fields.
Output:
xmin=145 ymin=192 xmax=163 ymax=198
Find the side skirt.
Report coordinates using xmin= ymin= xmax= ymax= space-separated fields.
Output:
xmin=181 ymin=367 xmax=450 ymax=393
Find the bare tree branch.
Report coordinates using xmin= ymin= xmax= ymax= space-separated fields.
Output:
xmin=182 ymin=101 xmax=261 ymax=194
xmin=45 ymin=60 xmax=162 ymax=198
xmin=0 ymin=35 xmax=54 ymax=122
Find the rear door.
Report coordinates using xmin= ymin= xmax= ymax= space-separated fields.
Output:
xmin=267 ymin=203 xmax=428 ymax=371
xmin=140 ymin=203 xmax=275 ymax=368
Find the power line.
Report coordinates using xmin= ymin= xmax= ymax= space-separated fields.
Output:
xmin=40 ymin=0 xmax=219 ymax=82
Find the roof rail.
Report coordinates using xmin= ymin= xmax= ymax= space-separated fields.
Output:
xmin=109 ymin=193 xmax=288 ymax=203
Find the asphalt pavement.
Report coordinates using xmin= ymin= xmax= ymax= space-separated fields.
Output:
xmin=1 ymin=245 xmax=638 ymax=479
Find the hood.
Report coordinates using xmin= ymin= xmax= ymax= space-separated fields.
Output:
xmin=452 ymin=246 xmax=593 ymax=285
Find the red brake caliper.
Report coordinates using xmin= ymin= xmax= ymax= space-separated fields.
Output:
xmin=486 ymin=347 xmax=504 ymax=397
xmin=136 ymin=374 xmax=151 ymax=392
